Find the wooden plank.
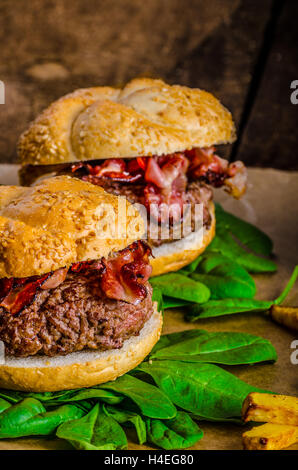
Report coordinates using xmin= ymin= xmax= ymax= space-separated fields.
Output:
xmin=167 ymin=0 xmax=273 ymax=160
xmin=0 ymin=0 xmax=272 ymax=164
xmin=234 ymin=0 xmax=298 ymax=170
xmin=0 ymin=0 xmax=238 ymax=164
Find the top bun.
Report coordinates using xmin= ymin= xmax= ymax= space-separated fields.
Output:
xmin=18 ymin=78 xmax=236 ymax=166
xmin=0 ymin=176 xmax=144 ymax=278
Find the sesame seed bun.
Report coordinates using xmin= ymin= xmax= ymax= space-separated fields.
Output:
xmin=0 ymin=175 xmax=144 ymax=278
xmin=18 ymin=78 xmax=236 ymax=167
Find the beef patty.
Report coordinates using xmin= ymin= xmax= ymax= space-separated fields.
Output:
xmin=0 ymin=274 xmax=154 ymax=358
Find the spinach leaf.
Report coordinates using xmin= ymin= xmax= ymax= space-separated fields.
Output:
xmin=190 ymin=252 xmax=256 ymax=299
xmin=145 ymin=412 xmax=203 ymax=450
xmin=274 ymin=265 xmax=298 ymax=305
xmin=186 ymin=298 xmax=271 ymax=320
xmin=0 ymin=387 xmax=123 ymax=406
xmin=186 ymin=265 xmax=298 ymax=320
xmin=150 ymin=273 xmax=210 ymax=303
xmin=0 ymin=398 xmax=11 ymax=414
xmin=215 ymin=203 xmax=273 ymax=256
xmin=0 ymin=390 xmax=26 ymax=404
xmin=181 ymin=257 xmax=202 ymax=274
xmin=149 ymin=330 xmax=277 ymax=365
xmin=208 ymin=228 xmax=277 ymax=273
xmin=137 ymin=360 xmax=265 ymax=420
xmin=100 ymin=374 xmax=176 ymax=419
xmin=162 ymin=297 xmax=192 ymax=309
xmin=56 ymin=403 xmax=127 ymax=450
xmin=0 ymin=398 xmax=84 ymax=438
xmin=152 ymin=286 xmax=164 ymax=313
xmin=190 ymin=413 xmax=243 ymax=425
xmin=103 ymin=404 xmax=146 ymax=445
xmin=151 ymin=330 xmax=203 ymax=356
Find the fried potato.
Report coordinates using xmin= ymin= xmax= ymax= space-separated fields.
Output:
xmin=243 ymin=423 xmax=298 ymax=450
xmin=242 ymin=393 xmax=298 ymax=425
xmin=270 ymin=305 xmax=298 ymax=331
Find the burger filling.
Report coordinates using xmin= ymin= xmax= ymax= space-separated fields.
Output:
xmin=20 ymin=147 xmax=247 ymax=247
xmin=0 ymin=241 xmax=154 ymax=357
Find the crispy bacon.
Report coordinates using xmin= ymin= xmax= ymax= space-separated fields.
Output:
xmin=0 ymin=278 xmax=14 ymax=303
xmin=142 ymin=154 xmax=189 ymax=223
xmin=0 ymin=241 xmax=152 ymax=315
xmin=41 ymin=267 xmax=68 ymax=290
xmin=70 ymin=148 xmax=246 ymax=225
xmin=224 ymin=161 xmax=247 ymax=198
xmin=73 ymin=159 xmax=143 ymax=184
xmin=186 ymin=147 xmax=247 ymax=197
xmin=145 ymin=154 xmax=188 ymax=189
xmin=0 ymin=274 xmax=49 ymax=316
xmin=100 ymin=240 xmax=152 ymax=305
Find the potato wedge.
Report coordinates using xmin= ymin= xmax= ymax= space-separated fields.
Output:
xmin=242 ymin=393 xmax=298 ymax=425
xmin=270 ymin=305 xmax=298 ymax=331
xmin=243 ymin=423 xmax=298 ymax=450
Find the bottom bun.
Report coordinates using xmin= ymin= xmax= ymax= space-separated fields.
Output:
xmin=0 ymin=304 xmax=162 ymax=392
xmin=150 ymin=202 xmax=215 ymax=276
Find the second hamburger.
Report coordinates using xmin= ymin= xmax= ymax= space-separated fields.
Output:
xmin=18 ymin=78 xmax=247 ymax=275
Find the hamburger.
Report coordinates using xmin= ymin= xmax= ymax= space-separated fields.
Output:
xmin=18 ymin=78 xmax=247 ymax=276
xmin=0 ymin=176 xmax=162 ymax=392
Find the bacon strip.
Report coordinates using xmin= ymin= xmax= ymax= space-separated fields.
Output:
xmin=0 ymin=241 xmax=152 ymax=315
xmin=100 ymin=240 xmax=152 ymax=305
xmin=71 ymin=148 xmax=247 ymax=223
xmin=0 ymin=274 xmax=49 ymax=316
xmin=185 ymin=147 xmax=247 ymax=197
xmin=41 ymin=267 xmax=68 ymax=290
xmin=72 ymin=159 xmax=143 ymax=183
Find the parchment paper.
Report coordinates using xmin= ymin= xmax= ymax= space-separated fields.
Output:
xmin=0 ymin=166 xmax=297 ymax=450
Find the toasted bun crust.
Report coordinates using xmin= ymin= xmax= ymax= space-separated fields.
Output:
xmin=18 ymin=78 xmax=236 ymax=166
xmin=0 ymin=304 xmax=162 ymax=392
xmin=0 ymin=176 xmax=144 ymax=278
xmin=150 ymin=202 xmax=215 ymax=276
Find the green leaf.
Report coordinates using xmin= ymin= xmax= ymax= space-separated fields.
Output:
xmin=0 ymin=387 xmax=123 ymax=407
xmin=152 ymin=286 xmax=164 ymax=313
xmin=0 ymin=390 xmax=26 ymax=404
xmin=0 ymin=398 xmax=84 ymax=438
xmin=100 ymin=374 xmax=176 ymax=419
xmin=181 ymin=257 xmax=202 ymax=274
xmin=162 ymin=297 xmax=192 ymax=309
xmin=0 ymin=398 xmax=11 ymax=414
xmin=274 ymin=265 xmax=298 ymax=305
xmin=137 ymin=360 xmax=265 ymax=421
xmin=150 ymin=330 xmax=277 ymax=365
xmin=145 ymin=412 xmax=203 ymax=450
xmin=208 ymin=229 xmax=277 ymax=273
xmin=103 ymin=405 xmax=146 ymax=445
xmin=215 ymin=203 xmax=273 ymax=256
xmin=186 ymin=263 xmax=298 ymax=321
xmin=190 ymin=252 xmax=256 ymax=299
xmin=150 ymin=273 xmax=210 ymax=303
xmin=56 ymin=403 xmax=127 ymax=450
xmin=186 ymin=298 xmax=271 ymax=320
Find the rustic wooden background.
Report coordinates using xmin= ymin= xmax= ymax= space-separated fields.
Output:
xmin=0 ymin=0 xmax=297 ymax=169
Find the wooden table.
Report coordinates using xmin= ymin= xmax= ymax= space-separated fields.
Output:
xmin=0 ymin=0 xmax=297 ymax=169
